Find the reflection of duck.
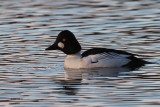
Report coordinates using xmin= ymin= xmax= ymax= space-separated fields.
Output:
xmin=53 ymin=67 xmax=133 ymax=95
xmin=46 ymin=30 xmax=150 ymax=69
xmin=65 ymin=67 xmax=132 ymax=80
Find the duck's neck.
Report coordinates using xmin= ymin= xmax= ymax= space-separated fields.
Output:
xmin=66 ymin=51 xmax=82 ymax=58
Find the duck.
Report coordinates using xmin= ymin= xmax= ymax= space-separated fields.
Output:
xmin=46 ymin=30 xmax=149 ymax=69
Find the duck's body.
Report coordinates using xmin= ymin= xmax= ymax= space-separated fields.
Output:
xmin=64 ymin=51 xmax=129 ymax=69
xmin=64 ymin=48 xmax=147 ymax=69
xmin=46 ymin=30 xmax=149 ymax=69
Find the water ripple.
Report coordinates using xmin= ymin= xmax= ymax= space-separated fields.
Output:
xmin=0 ymin=0 xmax=160 ymax=106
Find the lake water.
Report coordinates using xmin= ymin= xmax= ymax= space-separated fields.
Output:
xmin=0 ymin=0 xmax=160 ymax=107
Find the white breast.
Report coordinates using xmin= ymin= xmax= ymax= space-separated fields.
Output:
xmin=64 ymin=52 xmax=87 ymax=69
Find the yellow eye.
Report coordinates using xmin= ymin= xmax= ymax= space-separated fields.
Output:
xmin=62 ymin=38 xmax=66 ymax=42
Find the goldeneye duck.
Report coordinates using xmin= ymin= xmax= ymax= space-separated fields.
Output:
xmin=46 ymin=30 xmax=149 ymax=69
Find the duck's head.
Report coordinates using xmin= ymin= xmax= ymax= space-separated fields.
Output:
xmin=46 ymin=30 xmax=81 ymax=54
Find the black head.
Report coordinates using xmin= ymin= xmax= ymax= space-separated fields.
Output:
xmin=46 ymin=30 xmax=81 ymax=54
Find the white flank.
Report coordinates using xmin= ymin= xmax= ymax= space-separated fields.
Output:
xmin=84 ymin=52 xmax=131 ymax=68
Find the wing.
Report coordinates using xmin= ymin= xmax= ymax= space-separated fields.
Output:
xmin=82 ymin=48 xmax=133 ymax=67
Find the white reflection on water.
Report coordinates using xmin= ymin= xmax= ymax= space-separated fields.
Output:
xmin=51 ymin=65 xmax=160 ymax=106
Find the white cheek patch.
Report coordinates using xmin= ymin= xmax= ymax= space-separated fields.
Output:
xmin=58 ymin=42 xmax=64 ymax=49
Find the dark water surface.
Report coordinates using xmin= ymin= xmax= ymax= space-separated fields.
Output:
xmin=0 ymin=0 xmax=160 ymax=107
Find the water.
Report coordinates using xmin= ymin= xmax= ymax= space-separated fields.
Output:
xmin=0 ymin=0 xmax=160 ymax=106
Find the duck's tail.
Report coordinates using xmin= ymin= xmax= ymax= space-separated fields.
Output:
xmin=123 ymin=56 xmax=152 ymax=70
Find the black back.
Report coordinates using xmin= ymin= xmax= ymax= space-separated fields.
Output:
xmin=82 ymin=48 xmax=134 ymax=58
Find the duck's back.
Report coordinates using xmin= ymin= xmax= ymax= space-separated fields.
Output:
xmin=82 ymin=48 xmax=148 ymax=69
